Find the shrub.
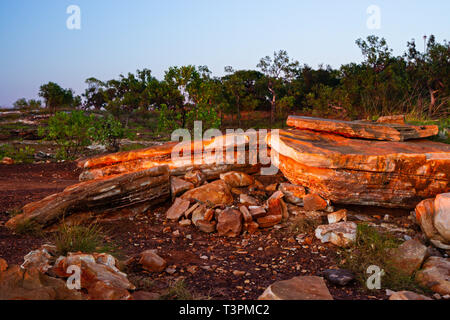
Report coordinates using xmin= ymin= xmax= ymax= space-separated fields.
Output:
xmin=54 ymin=224 xmax=116 ymax=256
xmin=0 ymin=144 xmax=35 ymax=163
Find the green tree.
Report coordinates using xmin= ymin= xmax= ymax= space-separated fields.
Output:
xmin=38 ymin=82 xmax=76 ymax=113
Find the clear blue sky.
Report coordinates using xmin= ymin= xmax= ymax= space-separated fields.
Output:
xmin=1 ymin=0 xmax=449 ymax=107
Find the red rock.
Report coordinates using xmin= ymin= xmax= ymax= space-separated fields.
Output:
xmin=181 ymin=180 xmax=234 ymax=206
xmin=259 ymin=276 xmax=333 ymax=300
xmin=170 ymin=176 xmax=194 ymax=198
xmin=88 ymin=281 xmax=132 ymax=300
xmin=139 ymin=250 xmax=167 ymax=273
xmin=197 ymin=220 xmax=217 ymax=233
xmin=267 ymin=128 xmax=450 ymax=209
xmin=287 ymin=116 xmax=438 ymax=141
xmin=327 ymin=209 xmax=348 ymax=224
xmin=239 ymin=194 xmax=259 ymax=206
xmin=415 ymin=257 xmax=450 ymax=295
xmin=203 ymin=208 xmax=215 ymax=222
xmin=249 ymin=206 xmax=266 ymax=219
xmin=390 ymin=239 xmax=428 ymax=276
xmin=389 ymin=291 xmax=432 ymax=300
xmin=166 ymin=198 xmax=191 ymax=221
xmin=132 ymin=291 xmax=160 ymax=300
xmin=278 ymin=183 xmax=306 ymax=205
xmin=303 ymin=194 xmax=328 ymax=211
xmin=257 ymin=215 xmax=282 ymax=228
xmin=217 ymin=208 xmax=242 ymax=237
xmin=267 ymin=191 xmax=285 ymax=217
xmin=184 ymin=170 xmax=206 ymax=187
xmin=244 ymin=221 xmax=260 ymax=234
xmin=434 ymin=193 xmax=450 ymax=242
xmin=191 ymin=204 xmax=207 ymax=226
xmin=239 ymin=205 xmax=253 ymax=223
xmin=1 ymin=157 xmax=14 ymax=165
xmin=220 ymin=171 xmax=254 ymax=188
xmin=376 ymin=115 xmax=406 ymax=124
xmin=0 ymin=258 xmax=8 ymax=272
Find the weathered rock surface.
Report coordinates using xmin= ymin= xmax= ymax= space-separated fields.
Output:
xmin=217 ymin=208 xmax=242 ymax=237
xmin=287 ymin=116 xmax=439 ymax=141
xmin=139 ymin=250 xmax=167 ymax=273
xmin=416 ymin=257 xmax=450 ymax=295
xmin=315 ymin=222 xmax=357 ymax=247
xmin=7 ymin=165 xmax=171 ymax=229
xmin=327 ymin=209 xmax=348 ymax=224
xmin=181 ymin=180 xmax=233 ymax=206
xmin=220 ymin=171 xmax=254 ymax=188
xmin=416 ymin=193 xmax=450 ymax=249
xmin=21 ymin=244 xmax=57 ymax=273
xmin=258 ymin=276 xmax=333 ymax=300
xmin=88 ymin=281 xmax=132 ymax=300
xmin=78 ymin=133 xmax=262 ymax=181
xmin=389 ymin=291 xmax=432 ymax=300
xmin=303 ymin=193 xmax=328 ymax=211
xmin=0 ymin=265 xmax=82 ymax=300
xmin=278 ymin=183 xmax=306 ymax=205
xmin=240 ymin=194 xmax=259 ymax=206
xmin=267 ymin=128 xmax=450 ymax=209
xmin=390 ymin=239 xmax=428 ymax=276
xmin=184 ymin=170 xmax=206 ymax=187
xmin=197 ymin=220 xmax=217 ymax=233
xmin=166 ymin=198 xmax=191 ymax=221
xmin=170 ymin=176 xmax=194 ymax=198
xmin=322 ymin=269 xmax=355 ymax=286
xmin=376 ymin=115 xmax=406 ymax=124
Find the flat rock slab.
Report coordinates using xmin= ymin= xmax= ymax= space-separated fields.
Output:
xmin=267 ymin=128 xmax=450 ymax=208
xmin=259 ymin=276 xmax=333 ymax=300
xmin=287 ymin=116 xmax=438 ymax=141
xmin=416 ymin=257 xmax=450 ymax=295
xmin=6 ymin=165 xmax=170 ymax=229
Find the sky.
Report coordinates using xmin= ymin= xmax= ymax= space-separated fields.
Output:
xmin=0 ymin=0 xmax=449 ymax=107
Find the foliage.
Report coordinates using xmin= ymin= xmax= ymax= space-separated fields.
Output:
xmin=39 ymin=82 xmax=80 ymax=113
xmin=159 ymin=279 xmax=193 ymax=300
xmin=54 ymin=224 xmax=117 ymax=257
xmin=93 ymin=114 xmax=129 ymax=152
xmin=339 ymin=224 xmax=426 ymax=292
xmin=13 ymin=98 xmax=42 ymax=110
xmin=0 ymin=144 xmax=35 ymax=163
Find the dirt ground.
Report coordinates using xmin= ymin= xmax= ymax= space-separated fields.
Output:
xmin=0 ymin=162 xmax=396 ymax=300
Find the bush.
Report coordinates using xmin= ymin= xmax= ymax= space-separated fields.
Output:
xmin=39 ymin=111 xmax=128 ymax=159
xmin=54 ymin=224 xmax=116 ymax=256
xmin=0 ymin=144 xmax=35 ymax=163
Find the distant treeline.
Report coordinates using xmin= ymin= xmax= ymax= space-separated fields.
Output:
xmin=15 ymin=35 xmax=450 ymax=129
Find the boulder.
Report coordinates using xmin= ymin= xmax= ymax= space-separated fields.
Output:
xmin=416 ymin=257 xmax=450 ymax=295
xmin=220 ymin=171 xmax=254 ymax=188
xmin=258 ymin=276 xmax=333 ymax=300
xmin=181 ymin=180 xmax=233 ymax=206
xmin=166 ymin=198 xmax=191 ymax=221
xmin=389 ymin=291 xmax=432 ymax=300
xmin=286 ymin=116 xmax=438 ymax=141
xmin=6 ymin=165 xmax=171 ymax=229
xmin=315 ymin=222 xmax=357 ymax=247
xmin=217 ymin=208 xmax=242 ymax=237
xmin=304 ymin=194 xmax=328 ymax=211
xmin=21 ymin=245 xmax=57 ymax=273
xmin=327 ymin=209 xmax=348 ymax=224
xmin=390 ymin=239 xmax=428 ymax=276
xmin=415 ymin=194 xmax=450 ymax=249
xmin=278 ymin=183 xmax=306 ymax=205
xmin=267 ymin=128 xmax=450 ymax=209
xmin=87 ymin=281 xmax=132 ymax=300
xmin=322 ymin=269 xmax=355 ymax=286
xmin=170 ymin=176 xmax=194 ymax=198
xmin=139 ymin=250 xmax=167 ymax=273
xmin=0 ymin=265 xmax=82 ymax=300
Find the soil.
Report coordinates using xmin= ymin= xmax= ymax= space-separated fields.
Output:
xmin=0 ymin=162 xmax=399 ymax=300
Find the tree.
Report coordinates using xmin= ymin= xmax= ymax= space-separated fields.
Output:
xmin=83 ymin=78 xmax=107 ymax=110
xmin=38 ymin=82 xmax=76 ymax=113
xmin=257 ymin=50 xmax=299 ymax=124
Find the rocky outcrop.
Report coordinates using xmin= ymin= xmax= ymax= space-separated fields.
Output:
xmin=258 ymin=276 xmax=333 ymax=300
xmin=267 ymin=128 xmax=450 ymax=208
xmin=286 ymin=116 xmax=438 ymax=141
xmin=6 ymin=165 xmax=171 ymax=229
xmin=415 ymin=193 xmax=450 ymax=249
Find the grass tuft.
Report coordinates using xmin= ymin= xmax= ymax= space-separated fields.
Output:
xmin=289 ymin=216 xmax=322 ymax=234
xmin=160 ymin=279 xmax=193 ymax=300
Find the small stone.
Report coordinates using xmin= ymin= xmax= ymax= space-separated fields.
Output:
xmin=239 ymin=206 xmax=253 ymax=223
xmin=187 ymin=265 xmax=199 ymax=274
xmin=303 ymin=194 xmax=328 ymax=211
xmin=203 ymin=208 xmax=215 ymax=222
xmin=184 ymin=170 xmax=206 ymax=187
xmin=315 ymin=222 xmax=357 ymax=247
xmin=416 ymin=256 xmax=450 ymax=295
xmin=233 ymin=270 xmax=246 ymax=276
xmin=197 ymin=220 xmax=217 ymax=233
xmin=265 ymin=184 xmax=278 ymax=192
xmin=170 ymin=176 xmax=194 ymax=198
xmin=278 ymin=183 xmax=306 ymax=205
xmin=327 ymin=209 xmax=348 ymax=224
xmin=179 ymin=219 xmax=192 ymax=227
xmin=217 ymin=208 xmax=242 ymax=237
xmin=390 ymin=239 xmax=428 ymax=276
xmin=244 ymin=221 xmax=259 ymax=234
xmin=249 ymin=206 xmax=266 ymax=219
xmin=257 ymin=215 xmax=282 ymax=228
xmin=240 ymin=194 xmax=259 ymax=206
xmin=172 ymin=230 xmax=181 ymax=237
xmin=139 ymin=250 xmax=167 ymax=273
xmin=165 ymin=267 xmax=176 ymax=274
xmin=258 ymin=276 xmax=333 ymax=300
xmin=389 ymin=291 xmax=432 ymax=300
xmin=322 ymin=269 xmax=355 ymax=286
xmin=166 ymin=198 xmax=191 ymax=221
xmin=191 ymin=204 xmax=207 ymax=226
xmin=181 ymin=180 xmax=233 ymax=206
xmin=220 ymin=171 xmax=254 ymax=188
